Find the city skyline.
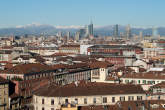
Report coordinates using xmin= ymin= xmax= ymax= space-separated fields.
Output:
xmin=0 ymin=0 xmax=165 ymax=28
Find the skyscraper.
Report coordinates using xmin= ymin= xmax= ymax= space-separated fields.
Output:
xmin=139 ymin=31 xmax=143 ymax=41
xmin=87 ymin=21 xmax=94 ymax=36
xmin=66 ymin=32 xmax=70 ymax=42
xmin=57 ymin=31 xmax=62 ymax=40
xmin=75 ymin=32 xmax=80 ymax=41
xmin=77 ymin=21 xmax=94 ymax=39
xmin=113 ymin=24 xmax=119 ymax=38
xmin=125 ymin=24 xmax=131 ymax=40
xmin=79 ymin=28 xmax=86 ymax=39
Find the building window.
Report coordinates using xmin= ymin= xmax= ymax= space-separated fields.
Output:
xmin=138 ymin=80 xmax=141 ymax=84
xmin=157 ymin=89 xmax=162 ymax=93
xmin=7 ymin=76 xmax=10 ymax=80
xmin=120 ymin=96 xmax=125 ymax=101
xmin=142 ymin=80 xmax=146 ymax=84
xmin=36 ymin=106 xmax=38 ymax=110
xmin=42 ymin=99 xmax=44 ymax=104
xmin=125 ymin=80 xmax=129 ymax=83
xmin=42 ymin=107 xmax=44 ymax=110
xmin=137 ymin=96 xmax=142 ymax=100
xmin=51 ymin=108 xmax=54 ymax=110
xmin=103 ymin=97 xmax=107 ymax=103
xmin=75 ymin=98 xmax=78 ymax=104
xmin=112 ymin=97 xmax=115 ymax=103
xmin=65 ymin=99 xmax=68 ymax=104
xmin=128 ymin=96 xmax=134 ymax=101
xmin=93 ymin=98 xmax=96 ymax=104
xmin=51 ymin=99 xmax=54 ymax=105
xmin=84 ymin=98 xmax=87 ymax=104
xmin=147 ymin=81 xmax=152 ymax=84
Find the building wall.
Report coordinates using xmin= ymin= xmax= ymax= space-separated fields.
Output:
xmin=80 ymin=45 xmax=93 ymax=55
xmin=33 ymin=93 xmax=146 ymax=110
xmin=54 ymin=70 xmax=91 ymax=85
xmin=148 ymin=88 xmax=165 ymax=100
xmin=124 ymin=58 xmax=135 ymax=66
xmin=105 ymin=57 xmax=125 ymax=69
xmin=0 ymin=83 xmax=9 ymax=110
xmin=121 ymin=78 xmax=165 ymax=85
xmin=133 ymin=60 xmax=148 ymax=69
xmin=59 ymin=46 xmax=80 ymax=54
xmin=0 ymin=54 xmax=9 ymax=61
xmin=91 ymin=68 xmax=108 ymax=82
xmin=0 ymin=74 xmax=24 ymax=80
xmin=153 ymin=88 xmax=165 ymax=94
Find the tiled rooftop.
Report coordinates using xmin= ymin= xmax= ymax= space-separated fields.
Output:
xmin=34 ymin=81 xmax=145 ymax=97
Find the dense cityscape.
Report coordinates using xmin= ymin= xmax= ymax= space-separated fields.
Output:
xmin=0 ymin=21 xmax=165 ymax=110
xmin=1 ymin=0 xmax=165 ymax=110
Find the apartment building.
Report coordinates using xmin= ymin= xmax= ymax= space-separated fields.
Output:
xmin=0 ymin=77 xmax=9 ymax=110
xmin=33 ymin=81 xmax=146 ymax=110
xmin=59 ymin=45 xmax=80 ymax=54
xmin=149 ymin=82 xmax=165 ymax=100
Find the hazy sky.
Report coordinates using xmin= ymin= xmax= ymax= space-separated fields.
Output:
xmin=0 ymin=0 xmax=164 ymax=28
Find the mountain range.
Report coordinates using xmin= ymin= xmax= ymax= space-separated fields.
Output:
xmin=0 ymin=23 xmax=165 ymax=36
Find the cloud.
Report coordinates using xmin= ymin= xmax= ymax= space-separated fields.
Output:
xmin=16 ymin=23 xmax=44 ymax=28
xmin=16 ymin=25 xmax=24 ymax=28
xmin=55 ymin=25 xmax=84 ymax=29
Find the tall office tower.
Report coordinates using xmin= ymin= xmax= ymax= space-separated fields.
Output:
xmin=152 ymin=27 xmax=158 ymax=39
xmin=139 ymin=31 xmax=143 ymax=41
xmin=67 ymin=32 xmax=70 ymax=42
xmin=113 ymin=24 xmax=119 ymax=38
xmin=125 ymin=24 xmax=131 ymax=40
xmin=85 ymin=20 xmax=94 ymax=37
xmin=79 ymin=28 xmax=86 ymax=38
xmin=57 ymin=31 xmax=62 ymax=37
xmin=57 ymin=31 xmax=62 ymax=40
xmin=75 ymin=32 xmax=80 ymax=41
xmin=88 ymin=21 xmax=94 ymax=36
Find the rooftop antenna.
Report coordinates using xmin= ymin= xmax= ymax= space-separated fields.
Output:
xmin=90 ymin=17 xmax=93 ymax=24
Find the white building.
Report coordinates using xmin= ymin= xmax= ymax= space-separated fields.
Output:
xmin=80 ymin=45 xmax=93 ymax=55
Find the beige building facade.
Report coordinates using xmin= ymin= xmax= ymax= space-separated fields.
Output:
xmin=33 ymin=82 xmax=146 ymax=110
xmin=33 ymin=94 xmax=146 ymax=110
xmin=0 ymin=77 xmax=9 ymax=110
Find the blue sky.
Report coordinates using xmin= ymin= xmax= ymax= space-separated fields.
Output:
xmin=0 ymin=0 xmax=164 ymax=28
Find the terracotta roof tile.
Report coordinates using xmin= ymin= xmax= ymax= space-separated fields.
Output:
xmin=122 ymin=73 xmax=165 ymax=80
xmin=3 ymin=63 xmax=53 ymax=74
xmin=34 ymin=81 xmax=145 ymax=97
xmin=152 ymin=81 xmax=165 ymax=88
